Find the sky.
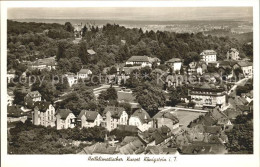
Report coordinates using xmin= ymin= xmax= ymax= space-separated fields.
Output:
xmin=8 ymin=7 xmax=253 ymax=21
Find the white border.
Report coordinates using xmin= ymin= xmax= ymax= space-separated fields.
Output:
xmin=1 ymin=1 xmax=259 ymax=167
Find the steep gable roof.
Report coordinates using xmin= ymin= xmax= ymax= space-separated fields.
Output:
xmin=56 ymin=109 xmax=73 ymax=120
xmin=200 ymin=50 xmax=217 ymax=55
xmin=166 ymin=58 xmax=182 ymax=63
xmin=78 ymin=69 xmax=92 ymax=74
xmin=131 ymin=108 xmax=151 ymax=124
xmin=104 ymin=106 xmax=125 ymax=119
xmin=237 ymin=61 xmax=253 ymax=67
xmin=153 ymin=111 xmax=179 ymax=124
xmin=78 ymin=110 xmax=99 ymax=122
xmin=34 ymin=101 xmax=52 ymax=112
xmin=87 ymin=49 xmax=96 ymax=55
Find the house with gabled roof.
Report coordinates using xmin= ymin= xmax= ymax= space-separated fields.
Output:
xmin=104 ymin=106 xmax=128 ymax=131
xmin=153 ymin=111 xmax=179 ymax=130
xmin=126 ymin=55 xmax=155 ymax=68
xmin=56 ymin=109 xmax=76 ymax=130
xmin=226 ymin=48 xmax=240 ymax=60
xmin=32 ymin=101 xmax=55 ymax=127
xmin=77 ymin=110 xmax=103 ymax=128
xmin=119 ymin=138 xmax=145 ymax=154
xmin=24 ymin=91 xmax=42 ymax=106
xmin=129 ymin=108 xmax=153 ymax=132
xmin=77 ymin=68 xmax=92 ymax=79
xmin=165 ymin=58 xmax=182 ymax=73
xmin=233 ymin=61 xmax=253 ymax=78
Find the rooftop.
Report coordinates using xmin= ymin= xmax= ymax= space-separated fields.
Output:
xmin=127 ymin=56 xmax=150 ymax=62
xmin=55 ymin=109 xmax=73 ymax=120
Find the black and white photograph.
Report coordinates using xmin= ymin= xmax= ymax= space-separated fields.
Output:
xmin=1 ymin=1 xmax=259 ymax=167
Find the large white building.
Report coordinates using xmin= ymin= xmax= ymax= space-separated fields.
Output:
xmin=32 ymin=101 xmax=56 ymax=127
xmin=77 ymin=69 xmax=92 ymax=79
xmin=189 ymin=83 xmax=226 ymax=109
xmin=200 ymin=50 xmax=217 ymax=63
xmin=126 ymin=56 xmax=160 ymax=68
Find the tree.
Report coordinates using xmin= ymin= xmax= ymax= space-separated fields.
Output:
xmin=13 ymin=89 xmax=26 ymax=105
xmin=56 ymin=40 xmax=68 ymax=61
xmin=78 ymin=41 xmax=88 ymax=64
xmin=64 ymin=22 xmax=74 ymax=33
xmin=69 ymin=57 xmax=82 ymax=74
xmin=107 ymin=66 xmax=117 ymax=75
xmin=168 ymin=86 xmax=188 ymax=106
xmin=57 ymin=58 xmax=71 ymax=73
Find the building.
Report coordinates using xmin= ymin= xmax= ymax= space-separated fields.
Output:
xmin=24 ymin=91 xmax=42 ymax=106
xmin=32 ymin=101 xmax=56 ymax=127
xmin=227 ymin=48 xmax=240 ymax=60
xmin=188 ymin=61 xmax=207 ymax=75
xmin=165 ymin=58 xmax=182 ymax=73
xmin=77 ymin=69 xmax=92 ymax=79
xmin=104 ymin=106 xmax=128 ymax=131
xmin=64 ymin=73 xmax=78 ymax=87
xmin=7 ymin=90 xmax=14 ymax=106
xmin=7 ymin=69 xmax=16 ymax=83
xmin=56 ymin=109 xmax=76 ymax=130
xmin=153 ymin=111 xmax=179 ymax=130
xmin=77 ymin=110 xmax=103 ymax=128
xmin=29 ymin=57 xmax=57 ymax=71
xmin=129 ymin=108 xmax=153 ymax=132
xmin=233 ymin=61 xmax=253 ymax=78
xmin=189 ymin=83 xmax=226 ymax=109
xmin=200 ymin=50 xmax=217 ymax=63
xmin=7 ymin=106 xmax=27 ymax=123
xmin=126 ymin=56 xmax=153 ymax=68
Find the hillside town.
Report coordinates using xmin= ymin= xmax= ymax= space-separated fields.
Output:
xmin=7 ymin=20 xmax=253 ymax=155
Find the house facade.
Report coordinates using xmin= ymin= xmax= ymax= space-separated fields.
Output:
xmin=7 ymin=69 xmax=16 ymax=83
xmin=189 ymin=83 xmax=226 ymax=109
xmin=165 ymin=58 xmax=182 ymax=73
xmin=56 ymin=109 xmax=76 ymax=130
xmin=104 ymin=106 xmax=128 ymax=131
xmin=64 ymin=73 xmax=78 ymax=87
xmin=24 ymin=91 xmax=42 ymax=106
xmin=129 ymin=108 xmax=153 ymax=132
xmin=200 ymin=50 xmax=217 ymax=63
xmin=153 ymin=111 xmax=179 ymax=130
xmin=77 ymin=69 xmax=92 ymax=79
xmin=227 ymin=48 xmax=240 ymax=60
xmin=29 ymin=57 xmax=57 ymax=71
xmin=32 ymin=101 xmax=56 ymax=127
xmin=78 ymin=110 xmax=103 ymax=128
xmin=126 ymin=56 xmax=152 ymax=67
xmin=233 ymin=61 xmax=253 ymax=78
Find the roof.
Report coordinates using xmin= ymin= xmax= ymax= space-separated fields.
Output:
xmin=31 ymin=57 xmax=56 ymax=66
xmin=166 ymin=58 xmax=182 ymax=63
xmin=92 ymin=143 xmax=117 ymax=154
xmin=55 ymin=109 xmax=73 ymax=120
xmin=119 ymin=138 xmax=145 ymax=154
xmin=34 ymin=101 xmax=52 ymax=112
xmin=153 ymin=111 xmax=179 ymax=124
xmin=126 ymin=56 xmax=150 ymax=62
xmin=139 ymin=126 xmax=171 ymax=145
xmin=223 ymin=108 xmax=241 ymax=119
xmin=8 ymin=69 xmax=16 ymax=74
xmin=228 ymin=48 xmax=239 ymax=53
xmin=87 ymin=49 xmax=96 ymax=55
xmin=131 ymin=108 xmax=151 ymax=124
xmin=236 ymin=105 xmax=250 ymax=113
xmin=121 ymin=136 xmax=139 ymax=146
xmin=78 ymin=110 xmax=99 ymax=122
xmin=78 ymin=69 xmax=92 ymax=74
xmin=200 ymin=50 xmax=217 ymax=55
xmin=204 ymin=126 xmax=222 ymax=134
xmin=117 ymin=125 xmax=138 ymax=133
xmin=26 ymin=91 xmax=41 ymax=98
xmin=237 ymin=61 xmax=253 ymax=67
xmin=181 ymin=145 xmax=212 ymax=154
xmin=104 ymin=106 xmax=125 ymax=119
xmin=7 ymin=106 xmax=24 ymax=117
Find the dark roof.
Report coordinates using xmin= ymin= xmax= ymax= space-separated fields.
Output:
xmin=93 ymin=143 xmax=117 ymax=154
xmin=204 ymin=126 xmax=222 ymax=134
xmin=104 ymin=106 xmax=125 ymax=119
xmin=166 ymin=58 xmax=182 ymax=63
xmin=8 ymin=69 xmax=16 ymax=74
xmin=117 ymin=125 xmax=138 ymax=133
xmin=139 ymin=126 xmax=171 ymax=145
xmin=7 ymin=106 xmax=24 ymax=117
xmin=181 ymin=145 xmax=212 ymax=154
xmin=236 ymin=105 xmax=250 ymax=112
xmin=78 ymin=110 xmax=99 ymax=122
xmin=223 ymin=108 xmax=241 ymax=119
xmin=127 ymin=56 xmax=150 ymax=62
xmin=34 ymin=101 xmax=52 ymax=112
xmin=55 ymin=109 xmax=73 ymax=120
xmin=237 ymin=61 xmax=253 ymax=67
xmin=132 ymin=108 xmax=151 ymax=124
xmin=153 ymin=111 xmax=179 ymax=124
xmin=121 ymin=136 xmax=139 ymax=146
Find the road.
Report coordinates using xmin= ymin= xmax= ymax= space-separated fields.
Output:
xmin=228 ymin=77 xmax=251 ymax=95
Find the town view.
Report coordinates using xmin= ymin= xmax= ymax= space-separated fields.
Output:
xmin=7 ymin=7 xmax=253 ymax=155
